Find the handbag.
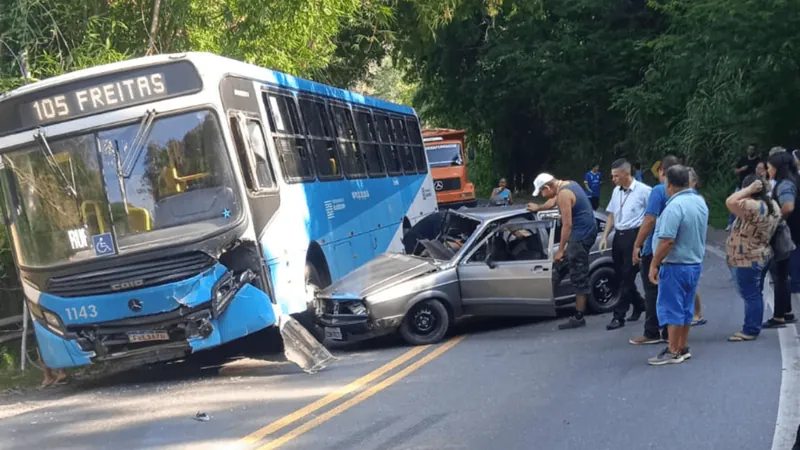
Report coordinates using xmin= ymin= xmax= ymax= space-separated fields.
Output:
xmin=771 ymin=219 xmax=796 ymax=261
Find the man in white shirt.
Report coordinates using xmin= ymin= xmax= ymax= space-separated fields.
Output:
xmin=600 ymin=159 xmax=652 ymax=330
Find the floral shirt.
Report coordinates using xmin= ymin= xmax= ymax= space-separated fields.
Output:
xmin=726 ymin=198 xmax=781 ymax=268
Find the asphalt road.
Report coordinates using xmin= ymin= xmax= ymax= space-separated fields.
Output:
xmin=1 ymin=234 xmax=797 ymax=450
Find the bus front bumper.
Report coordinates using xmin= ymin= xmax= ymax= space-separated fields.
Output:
xmin=33 ymin=282 xmax=278 ymax=370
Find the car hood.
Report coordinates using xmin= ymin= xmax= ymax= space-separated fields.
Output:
xmin=319 ymin=253 xmax=438 ymax=300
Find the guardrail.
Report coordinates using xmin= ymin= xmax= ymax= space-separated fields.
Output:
xmin=0 ymin=314 xmax=31 ymax=345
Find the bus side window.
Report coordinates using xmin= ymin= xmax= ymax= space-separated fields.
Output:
xmin=230 ymin=116 xmax=257 ymax=190
xmin=230 ymin=115 xmax=276 ymax=191
xmin=374 ymin=113 xmax=403 ymax=176
xmin=391 ymin=116 xmax=416 ymax=174
xmin=246 ymin=120 xmax=276 ymax=189
xmin=331 ymin=105 xmax=367 ymax=178
xmin=354 ymin=110 xmax=385 ymax=177
xmin=299 ymin=98 xmax=342 ymax=180
xmin=405 ymin=118 xmax=428 ymax=174
xmin=263 ymin=92 xmax=315 ymax=183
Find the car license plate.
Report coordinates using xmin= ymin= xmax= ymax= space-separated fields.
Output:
xmin=325 ymin=327 xmax=343 ymax=340
xmin=127 ymin=331 xmax=169 ymax=343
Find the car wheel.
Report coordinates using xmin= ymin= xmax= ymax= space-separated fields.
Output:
xmin=399 ymin=299 xmax=450 ymax=346
xmin=295 ymin=262 xmax=326 ymax=343
xmin=587 ymin=266 xmax=620 ymax=313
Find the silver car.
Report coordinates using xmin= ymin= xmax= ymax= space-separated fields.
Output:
xmin=315 ymin=206 xmax=621 ymax=345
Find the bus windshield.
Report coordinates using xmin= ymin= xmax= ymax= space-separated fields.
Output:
xmin=0 ymin=109 xmax=240 ymax=267
xmin=425 ymin=143 xmax=463 ymax=168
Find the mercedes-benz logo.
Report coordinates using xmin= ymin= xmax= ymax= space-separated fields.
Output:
xmin=128 ymin=299 xmax=143 ymax=313
xmin=434 ymin=181 xmax=444 ymax=191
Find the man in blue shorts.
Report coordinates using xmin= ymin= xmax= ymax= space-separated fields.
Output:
xmin=630 ymin=155 xmax=679 ymax=345
xmin=647 ymin=165 xmax=708 ymax=366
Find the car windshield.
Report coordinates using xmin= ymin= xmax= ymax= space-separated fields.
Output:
xmin=425 ymin=211 xmax=480 ymax=259
xmin=425 ymin=143 xmax=462 ymax=168
xmin=0 ymin=109 xmax=240 ymax=267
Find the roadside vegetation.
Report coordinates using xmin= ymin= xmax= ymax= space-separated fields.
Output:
xmin=0 ymin=0 xmax=793 ymax=376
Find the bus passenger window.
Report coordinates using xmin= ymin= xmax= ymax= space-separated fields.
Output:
xmin=246 ymin=120 xmax=275 ymax=189
xmin=230 ymin=116 xmax=256 ymax=190
xmin=331 ymin=105 xmax=367 ymax=178
xmin=375 ymin=114 xmax=403 ymax=176
xmin=391 ymin=117 xmax=416 ymax=174
xmin=263 ymin=92 xmax=314 ymax=182
xmin=299 ymin=98 xmax=342 ymax=180
xmin=354 ymin=110 xmax=385 ymax=177
xmin=405 ymin=118 xmax=429 ymax=174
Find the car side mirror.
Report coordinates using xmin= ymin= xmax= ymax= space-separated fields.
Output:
xmin=467 ymin=146 xmax=475 ymax=161
xmin=485 ymin=255 xmax=497 ymax=269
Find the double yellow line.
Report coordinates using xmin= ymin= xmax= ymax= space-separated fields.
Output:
xmin=238 ymin=336 xmax=465 ymax=449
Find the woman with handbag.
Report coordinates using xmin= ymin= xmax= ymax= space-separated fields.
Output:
xmin=766 ymin=151 xmax=799 ymax=327
xmin=726 ymin=174 xmax=781 ymax=341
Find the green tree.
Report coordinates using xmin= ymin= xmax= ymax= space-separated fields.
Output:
xmin=615 ymin=0 xmax=800 ymax=185
xmin=390 ymin=0 xmax=660 ymax=192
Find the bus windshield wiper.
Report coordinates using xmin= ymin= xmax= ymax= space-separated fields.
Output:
xmin=33 ymin=130 xmax=77 ymax=199
xmin=121 ymin=109 xmax=156 ymax=178
xmin=110 ymin=139 xmax=129 ymax=216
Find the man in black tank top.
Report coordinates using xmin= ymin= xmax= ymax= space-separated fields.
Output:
xmin=529 ymin=173 xmax=597 ymax=329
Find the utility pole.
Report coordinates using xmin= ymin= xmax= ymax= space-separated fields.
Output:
xmin=18 ymin=46 xmax=31 ymax=372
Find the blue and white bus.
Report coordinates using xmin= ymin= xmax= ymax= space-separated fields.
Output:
xmin=0 ymin=52 xmax=437 ymax=369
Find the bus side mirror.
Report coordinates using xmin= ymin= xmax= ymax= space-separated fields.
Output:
xmin=467 ymin=146 xmax=475 ymax=161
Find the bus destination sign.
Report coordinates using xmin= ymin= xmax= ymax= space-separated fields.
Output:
xmin=26 ymin=73 xmax=167 ymax=124
xmin=0 ymin=60 xmax=203 ymax=137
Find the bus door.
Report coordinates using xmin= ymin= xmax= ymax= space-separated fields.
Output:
xmin=220 ymin=76 xmax=280 ymax=295
xmin=220 ymin=77 xmax=280 ymax=237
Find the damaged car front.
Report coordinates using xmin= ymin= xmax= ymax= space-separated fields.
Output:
xmin=316 ymin=210 xmax=482 ymax=344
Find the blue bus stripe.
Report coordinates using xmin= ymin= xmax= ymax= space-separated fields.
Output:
xmin=263 ymin=71 xmax=416 ymax=117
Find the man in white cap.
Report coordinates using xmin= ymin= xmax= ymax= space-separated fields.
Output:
xmin=528 ymin=173 xmax=598 ymax=329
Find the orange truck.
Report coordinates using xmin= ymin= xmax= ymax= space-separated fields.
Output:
xmin=422 ymin=128 xmax=477 ymax=209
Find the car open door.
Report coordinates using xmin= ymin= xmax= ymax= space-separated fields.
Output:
xmin=456 ymin=220 xmax=557 ymax=317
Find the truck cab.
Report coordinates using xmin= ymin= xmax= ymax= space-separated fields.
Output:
xmin=422 ymin=128 xmax=477 ymax=209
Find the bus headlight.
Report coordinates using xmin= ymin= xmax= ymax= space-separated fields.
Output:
xmin=28 ymin=301 xmax=64 ymax=335
xmin=43 ymin=310 xmax=62 ymax=329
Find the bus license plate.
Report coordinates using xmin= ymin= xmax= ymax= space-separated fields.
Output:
xmin=127 ymin=331 xmax=169 ymax=343
xmin=325 ymin=327 xmax=343 ymax=340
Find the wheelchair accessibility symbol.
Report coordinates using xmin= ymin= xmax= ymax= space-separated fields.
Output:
xmin=92 ymin=233 xmax=115 ymax=257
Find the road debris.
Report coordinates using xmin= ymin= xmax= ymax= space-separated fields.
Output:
xmin=194 ymin=412 xmax=210 ymax=422
xmin=279 ymin=314 xmax=336 ymax=374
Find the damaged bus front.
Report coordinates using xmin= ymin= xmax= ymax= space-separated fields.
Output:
xmin=0 ymin=56 xmax=331 ymax=371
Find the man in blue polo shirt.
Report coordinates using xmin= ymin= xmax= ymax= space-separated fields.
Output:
xmin=630 ymin=155 xmax=679 ymax=345
xmin=647 ymin=165 xmax=708 ymax=366
xmin=584 ymin=164 xmax=602 ymax=210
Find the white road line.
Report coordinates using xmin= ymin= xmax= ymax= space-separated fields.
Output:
xmin=773 ymin=321 xmax=800 ymax=450
xmin=767 ymin=278 xmax=800 ymax=450
xmin=708 ymin=243 xmax=799 ymax=448
xmin=704 ymin=244 xmax=727 ymax=260
xmin=764 ymin=267 xmax=799 ymax=450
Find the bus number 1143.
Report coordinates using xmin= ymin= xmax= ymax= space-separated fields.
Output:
xmin=65 ymin=305 xmax=98 ymax=321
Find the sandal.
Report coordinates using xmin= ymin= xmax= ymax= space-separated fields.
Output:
xmin=692 ymin=318 xmax=707 ymax=326
xmin=763 ymin=318 xmax=787 ymax=329
xmin=728 ymin=332 xmax=757 ymax=342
